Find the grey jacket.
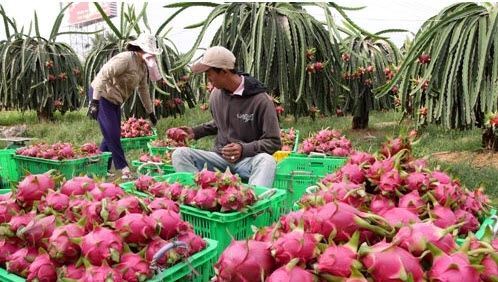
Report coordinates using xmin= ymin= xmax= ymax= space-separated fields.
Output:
xmin=91 ymin=51 xmax=153 ymax=114
xmin=192 ymin=73 xmax=282 ymax=157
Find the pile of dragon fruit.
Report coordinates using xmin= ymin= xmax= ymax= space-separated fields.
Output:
xmin=121 ymin=116 xmax=155 ymax=138
xmin=212 ymin=131 xmax=498 ymax=281
xmin=150 ymin=127 xmax=190 ymax=148
xmin=137 ymin=152 xmax=173 ymax=165
xmin=15 ymin=142 xmax=102 ymax=160
xmin=133 ymin=168 xmax=258 ymax=213
xmin=0 ymin=172 xmax=206 ymax=281
xmin=280 ymin=128 xmax=299 ymax=151
xmin=297 ymin=128 xmax=355 ymax=157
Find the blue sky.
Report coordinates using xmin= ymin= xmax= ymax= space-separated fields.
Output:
xmin=0 ymin=1 xmax=463 ymax=52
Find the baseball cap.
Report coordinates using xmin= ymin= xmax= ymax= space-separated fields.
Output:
xmin=127 ymin=33 xmax=163 ymax=56
xmin=190 ymin=46 xmax=236 ymax=74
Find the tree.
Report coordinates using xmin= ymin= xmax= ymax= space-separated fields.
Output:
xmin=163 ymin=2 xmax=358 ymax=120
xmin=374 ymin=2 xmax=498 ymax=130
xmin=0 ymin=3 xmax=86 ymax=121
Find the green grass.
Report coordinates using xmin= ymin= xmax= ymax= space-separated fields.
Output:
xmin=1 ymin=107 xmax=497 ymax=203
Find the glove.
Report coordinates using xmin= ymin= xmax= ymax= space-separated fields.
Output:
xmin=149 ymin=112 xmax=158 ymax=126
xmin=87 ymin=99 xmax=99 ymax=120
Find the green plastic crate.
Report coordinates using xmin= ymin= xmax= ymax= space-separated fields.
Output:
xmin=131 ymin=160 xmax=175 ymax=176
xmin=13 ymin=152 xmax=111 ymax=179
xmin=121 ymin=129 xmax=157 ymax=152
xmin=0 ymin=238 xmax=218 ymax=282
xmin=273 ymin=128 xmax=300 ymax=162
xmin=456 ymin=208 xmax=498 ymax=245
xmin=147 ymin=142 xmax=174 ymax=156
xmin=272 ymin=156 xmax=347 ymax=213
xmin=0 ymin=149 xmax=18 ymax=188
xmin=121 ymin=172 xmax=286 ymax=256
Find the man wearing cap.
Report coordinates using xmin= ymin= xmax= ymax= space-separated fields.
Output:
xmin=171 ymin=46 xmax=281 ymax=188
xmin=88 ymin=33 xmax=163 ymax=180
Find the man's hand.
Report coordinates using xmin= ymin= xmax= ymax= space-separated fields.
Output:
xmin=149 ymin=113 xmax=158 ymax=126
xmin=222 ymin=143 xmax=242 ymax=163
xmin=87 ymin=99 xmax=99 ymax=120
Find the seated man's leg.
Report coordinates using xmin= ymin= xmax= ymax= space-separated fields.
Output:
xmin=172 ymin=147 xmax=229 ymax=172
xmin=235 ymin=153 xmax=276 ymax=188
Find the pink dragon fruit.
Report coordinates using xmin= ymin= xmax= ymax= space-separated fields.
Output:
xmin=392 ymin=221 xmax=458 ymax=256
xmin=397 ymin=190 xmax=425 ymax=214
xmin=217 ymin=169 xmax=243 ymax=191
xmin=0 ymin=238 xmax=23 ymax=267
xmin=3 ymin=211 xmax=36 ymax=236
xmin=56 ymin=262 xmax=85 ymax=280
xmin=114 ymin=252 xmax=152 ymax=282
xmin=83 ymin=264 xmax=124 ymax=282
xmin=191 ymin=187 xmax=220 ymax=211
xmin=17 ymin=214 xmax=56 ymax=248
xmin=267 ymin=258 xmax=316 ymax=282
xmin=213 ymin=239 xmax=276 ymax=282
xmin=39 ymin=190 xmax=70 ymax=213
xmin=270 ymin=224 xmax=323 ymax=265
xmin=64 ymin=197 xmax=91 ymax=222
xmin=60 ymin=175 xmax=95 ymax=195
xmin=427 ymin=248 xmax=480 ymax=282
xmin=0 ymin=198 xmax=21 ymax=224
xmin=162 ymin=182 xmax=184 ymax=201
xmin=80 ymin=226 xmax=123 ymax=265
xmin=134 ymin=175 xmax=156 ymax=192
xmin=377 ymin=168 xmax=402 ymax=193
xmin=429 ymin=205 xmax=458 ymax=229
xmin=90 ymin=182 xmax=125 ymax=200
xmin=252 ymin=224 xmax=283 ymax=243
xmin=194 ymin=167 xmax=219 ymax=188
xmin=48 ymin=222 xmax=86 ymax=263
xmin=26 ymin=252 xmax=57 ymax=282
xmin=16 ymin=172 xmax=55 ymax=208
xmin=176 ymin=231 xmax=207 ymax=256
xmin=338 ymin=163 xmax=366 ymax=184
xmin=82 ymin=199 xmax=121 ymax=231
xmin=113 ymin=213 xmax=158 ymax=246
xmin=148 ymin=197 xmax=179 ymax=212
xmin=115 ymin=194 xmax=145 ymax=214
xmin=145 ymin=237 xmax=182 ymax=267
xmin=6 ymin=246 xmax=38 ymax=277
xmin=455 ymin=209 xmax=480 ymax=235
xmin=403 ymin=170 xmax=431 ymax=192
xmin=219 ymin=186 xmax=246 ymax=212
xmin=314 ymin=231 xmax=361 ymax=278
xmin=359 ymin=240 xmax=425 ymax=282
xmin=480 ymin=253 xmax=498 ymax=282
xmin=378 ymin=207 xmax=422 ymax=228
xmin=369 ymin=194 xmax=395 ymax=213
xmin=150 ymin=209 xmax=190 ymax=240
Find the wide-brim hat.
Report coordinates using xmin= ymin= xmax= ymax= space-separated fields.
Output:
xmin=190 ymin=46 xmax=236 ymax=74
xmin=128 ymin=33 xmax=163 ymax=56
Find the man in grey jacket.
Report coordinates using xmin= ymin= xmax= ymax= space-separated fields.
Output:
xmin=171 ymin=46 xmax=281 ymax=187
xmin=88 ymin=33 xmax=162 ymax=180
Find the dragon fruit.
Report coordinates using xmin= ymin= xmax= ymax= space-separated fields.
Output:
xmin=359 ymin=240 xmax=425 ymax=282
xmin=113 ymin=213 xmax=158 ymax=246
xmin=392 ymin=221 xmax=458 ymax=256
xmin=114 ymin=252 xmax=152 ymax=282
xmin=5 ymin=246 xmax=38 ymax=277
xmin=397 ymin=190 xmax=425 ymax=214
xmin=2 ymin=211 xmax=36 ymax=236
xmin=314 ymin=231 xmax=361 ymax=278
xmin=60 ymin=175 xmax=95 ymax=196
xmin=403 ymin=170 xmax=431 ymax=192
xmin=26 ymin=252 xmax=57 ymax=282
xmin=194 ymin=168 xmax=219 ymax=188
xmin=90 ymin=182 xmax=125 ymax=200
xmin=134 ymin=175 xmax=156 ymax=192
xmin=191 ymin=187 xmax=220 ymax=211
xmin=213 ymin=239 xmax=276 ymax=282
xmin=266 ymin=258 xmax=316 ymax=282
xmin=39 ymin=190 xmax=70 ymax=213
xmin=80 ymin=226 xmax=123 ymax=265
xmin=48 ymin=222 xmax=86 ymax=263
xmin=83 ymin=264 xmax=124 ymax=282
xmin=16 ymin=172 xmax=55 ymax=208
xmin=115 ymin=194 xmax=146 ymax=214
xmin=176 ymin=231 xmax=207 ymax=256
xmin=427 ymin=247 xmax=480 ymax=282
xmin=150 ymin=209 xmax=190 ymax=240
xmin=17 ymin=214 xmax=56 ymax=248
xmin=56 ymin=262 xmax=85 ymax=280
xmin=218 ymin=186 xmax=246 ymax=212
xmin=429 ymin=205 xmax=458 ymax=229
xmin=144 ymin=237 xmax=182 ymax=267
xmin=270 ymin=224 xmax=323 ymax=265
xmin=0 ymin=238 xmax=23 ymax=266
xmin=454 ymin=209 xmax=480 ymax=235
xmin=148 ymin=197 xmax=179 ymax=212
